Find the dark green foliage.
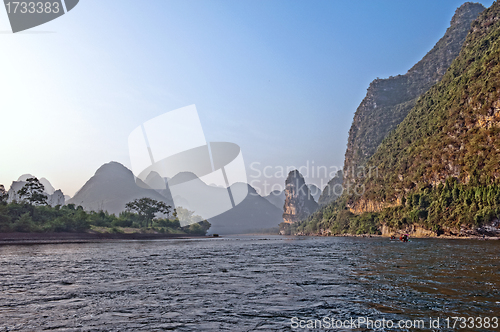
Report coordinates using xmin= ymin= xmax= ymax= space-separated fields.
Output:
xmin=125 ymin=197 xmax=172 ymax=227
xmin=0 ymin=201 xmax=90 ymax=233
xmin=13 ymin=213 xmax=36 ymax=232
xmin=388 ymin=180 xmax=500 ymax=230
xmin=296 ymin=196 xmax=382 ymax=235
xmin=17 ymin=178 xmax=48 ymax=206
xmin=113 ymin=211 xmax=141 ymax=227
xmin=0 ymin=196 xmax=210 ymax=235
xmin=88 ymin=210 xmax=116 ymax=227
xmin=183 ymin=220 xmax=211 ymax=235
xmin=48 ymin=210 xmax=90 ymax=232
xmin=303 ymin=178 xmax=500 ymax=235
xmin=0 ymin=185 xmax=7 ymax=203
xmin=155 ymin=218 xmax=181 ymax=229
xmin=348 ymin=213 xmax=380 ymax=235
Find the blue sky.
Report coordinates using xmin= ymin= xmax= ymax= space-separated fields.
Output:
xmin=0 ymin=0 xmax=494 ymax=196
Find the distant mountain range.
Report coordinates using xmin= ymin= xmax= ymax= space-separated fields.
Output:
xmin=308 ymin=184 xmax=322 ymax=202
xmin=66 ymin=161 xmax=283 ymax=234
xmin=318 ymin=170 xmax=343 ymax=206
xmin=264 ymin=184 xmax=322 ymax=211
xmin=208 ymin=184 xmax=284 ymax=234
xmin=264 ymin=190 xmax=285 ymax=210
xmin=67 ymin=162 xmax=173 ymax=215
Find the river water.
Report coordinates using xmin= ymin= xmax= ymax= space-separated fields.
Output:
xmin=0 ymin=236 xmax=499 ymax=331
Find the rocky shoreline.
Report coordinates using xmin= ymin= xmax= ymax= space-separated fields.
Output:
xmin=293 ymin=232 xmax=500 ymax=240
xmin=292 ymin=231 xmax=500 ymax=240
xmin=292 ymin=219 xmax=500 ymax=240
xmin=293 ymin=220 xmax=500 ymax=239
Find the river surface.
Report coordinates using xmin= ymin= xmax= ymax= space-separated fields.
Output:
xmin=0 ymin=236 xmax=499 ymax=331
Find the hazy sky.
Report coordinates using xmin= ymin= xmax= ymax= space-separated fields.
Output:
xmin=0 ymin=0 xmax=494 ymax=196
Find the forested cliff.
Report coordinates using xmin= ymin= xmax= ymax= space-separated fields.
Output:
xmin=342 ymin=2 xmax=485 ymax=188
xmin=298 ymin=2 xmax=500 ymax=237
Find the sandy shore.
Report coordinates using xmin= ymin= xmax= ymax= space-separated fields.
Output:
xmin=0 ymin=232 xmax=205 ymax=245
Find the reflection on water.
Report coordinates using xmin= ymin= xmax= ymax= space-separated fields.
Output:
xmin=0 ymin=236 xmax=498 ymax=331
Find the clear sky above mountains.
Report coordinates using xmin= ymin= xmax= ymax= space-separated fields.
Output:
xmin=0 ymin=0 xmax=494 ymax=196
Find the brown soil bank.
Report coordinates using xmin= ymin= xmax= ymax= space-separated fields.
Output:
xmin=0 ymin=232 xmax=202 ymax=245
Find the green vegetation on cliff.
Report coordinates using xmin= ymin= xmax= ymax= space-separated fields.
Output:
xmin=318 ymin=170 xmax=343 ymax=206
xmin=301 ymin=177 xmax=500 ymax=236
xmin=343 ymin=2 xmax=485 ymax=188
xmin=362 ymin=2 xmax=500 ymax=203
xmin=303 ymin=1 xmax=500 ymax=236
xmin=291 ymin=196 xmax=380 ymax=235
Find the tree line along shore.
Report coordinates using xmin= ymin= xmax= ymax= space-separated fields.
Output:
xmin=0 ymin=178 xmax=211 ymax=238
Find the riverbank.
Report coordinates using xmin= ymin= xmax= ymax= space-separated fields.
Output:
xmin=293 ymin=229 xmax=500 ymax=239
xmin=0 ymin=232 xmax=206 ymax=245
xmin=291 ymin=220 xmax=500 ymax=239
xmin=337 ymin=233 xmax=499 ymax=240
xmin=292 ymin=232 xmax=500 ymax=240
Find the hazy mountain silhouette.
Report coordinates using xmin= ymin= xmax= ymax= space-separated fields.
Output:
xmin=307 ymin=184 xmax=322 ymax=202
xmin=208 ymin=183 xmax=283 ymax=234
xmin=264 ymin=190 xmax=285 ymax=210
xmin=17 ymin=174 xmax=35 ymax=182
xmin=68 ymin=162 xmax=173 ymax=215
xmin=318 ymin=170 xmax=343 ymax=206
xmin=163 ymin=172 xmax=282 ymax=232
xmin=166 ymin=171 xmax=236 ymax=219
xmin=39 ymin=178 xmax=55 ymax=195
xmin=67 ymin=162 xmax=282 ymax=233
xmin=144 ymin=171 xmax=173 ymax=202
